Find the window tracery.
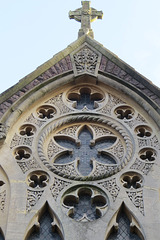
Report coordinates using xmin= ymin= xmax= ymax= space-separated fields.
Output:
xmin=114 ymin=106 xmax=134 ymax=120
xmin=19 ymin=124 xmax=36 ymax=137
xmin=121 ymin=172 xmax=143 ymax=190
xmin=36 ymin=105 xmax=56 ymax=119
xmin=8 ymin=82 xmax=160 ymax=239
xmin=27 ymin=208 xmax=63 ymax=240
xmin=107 ymin=211 xmax=141 ymax=240
xmin=27 ymin=171 xmax=49 ymax=189
xmin=54 ymin=126 xmax=117 ymax=176
xmin=135 ymin=125 xmax=152 ymax=138
xmin=106 ymin=204 xmax=144 ymax=240
xmin=68 ymin=87 xmax=104 ymax=110
xmin=62 ymin=186 xmax=108 ymax=222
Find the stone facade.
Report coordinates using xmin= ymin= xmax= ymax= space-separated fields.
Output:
xmin=0 ymin=33 xmax=160 ymax=240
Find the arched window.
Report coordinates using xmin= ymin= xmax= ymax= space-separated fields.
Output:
xmin=26 ymin=205 xmax=63 ymax=240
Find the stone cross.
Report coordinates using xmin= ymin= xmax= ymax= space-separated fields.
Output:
xmin=69 ymin=1 xmax=103 ymax=38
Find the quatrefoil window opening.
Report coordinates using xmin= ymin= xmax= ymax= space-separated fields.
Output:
xmin=37 ymin=105 xmax=56 ymax=119
xmin=68 ymin=87 xmax=104 ymax=110
xmin=135 ymin=125 xmax=152 ymax=138
xmin=15 ymin=148 xmax=31 ymax=160
xmin=121 ymin=172 xmax=143 ymax=189
xmin=19 ymin=124 xmax=36 ymax=137
xmin=115 ymin=106 xmax=134 ymax=120
xmin=27 ymin=171 xmax=49 ymax=189
xmin=63 ymin=187 xmax=107 ymax=221
xmin=53 ymin=126 xmax=117 ymax=176
xmin=139 ymin=148 xmax=156 ymax=162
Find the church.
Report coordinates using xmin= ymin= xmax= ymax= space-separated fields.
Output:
xmin=0 ymin=1 xmax=160 ymax=239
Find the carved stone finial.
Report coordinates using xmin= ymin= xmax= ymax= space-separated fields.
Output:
xmin=69 ymin=1 xmax=103 ymax=38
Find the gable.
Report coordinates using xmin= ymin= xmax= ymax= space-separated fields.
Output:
xmin=0 ymin=74 xmax=159 ymax=239
xmin=0 ymin=35 xmax=159 ymax=125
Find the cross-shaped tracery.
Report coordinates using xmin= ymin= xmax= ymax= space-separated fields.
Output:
xmin=52 ymin=126 xmax=117 ymax=176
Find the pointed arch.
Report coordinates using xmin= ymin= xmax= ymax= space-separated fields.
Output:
xmin=106 ymin=202 xmax=145 ymax=240
xmin=24 ymin=202 xmax=64 ymax=240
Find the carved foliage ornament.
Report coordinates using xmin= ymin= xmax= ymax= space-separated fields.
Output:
xmin=71 ymin=44 xmax=101 ymax=76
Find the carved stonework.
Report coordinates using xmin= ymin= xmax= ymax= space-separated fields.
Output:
xmin=10 ymin=133 xmax=34 ymax=149
xmin=26 ymin=189 xmax=44 ymax=212
xmin=138 ymin=135 xmax=160 ymax=149
xmin=53 ymin=162 xmax=79 ymax=178
xmin=0 ymin=123 xmax=7 ymax=145
xmin=90 ymin=125 xmax=113 ymax=138
xmin=0 ymin=190 xmax=6 ymax=212
xmin=73 ymin=46 xmax=99 ymax=76
xmin=17 ymin=158 xmax=40 ymax=174
xmin=125 ymin=114 xmax=147 ymax=129
xmin=106 ymin=139 xmax=124 ymax=162
xmin=38 ymin=115 xmax=132 ymax=181
xmin=62 ymin=186 xmax=108 ymax=222
xmin=50 ymin=177 xmax=71 ymax=201
xmin=92 ymin=163 xmax=117 ymax=178
xmin=47 ymin=139 xmax=64 ymax=160
xmin=126 ymin=190 xmax=144 ymax=215
xmin=46 ymin=93 xmax=73 ymax=115
xmin=130 ymin=158 xmax=154 ymax=175
xmin=98 ymin=178 xmax=120 ymax=202
xmin=25 ymin=114 xmax=46 ymax=127
xmin=97 ymin=94 xmax=125 ymax=115
xmin=57 ymin=125 xmax=79 ymax=138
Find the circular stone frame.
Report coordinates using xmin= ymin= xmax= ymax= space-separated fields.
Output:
xmin=38 ymin=113 xmax=133 ymax=181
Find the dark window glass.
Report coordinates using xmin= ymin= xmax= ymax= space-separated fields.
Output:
xmin=28 ymin=211 xmax=62 ymax=240
xmin=108 ymin=212 xmax=141 ymax=240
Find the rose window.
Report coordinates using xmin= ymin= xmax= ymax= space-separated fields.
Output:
xmin=38 ymin=119 xmax=131 ymax=180
xmin=54 ymin=127 xmax=116 ymax=176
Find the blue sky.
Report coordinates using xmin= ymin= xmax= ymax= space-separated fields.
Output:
xmin=1 ymin=0 xmax=160 ymax=94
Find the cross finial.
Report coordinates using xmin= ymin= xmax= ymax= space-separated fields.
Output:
xmin=69 ymin=1 xmax=103 ymax=38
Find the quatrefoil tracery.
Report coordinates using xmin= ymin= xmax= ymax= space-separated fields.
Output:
xmin=36 ymin=105 xmax=56 ymax=119
xmin=135 ymin=125 xmax=152 ymax=138
xmin=62 ymin=187 xmax=108 ymax=222
xmin=115 ymin=106 xmax=134 ymax=120
xmin=121 ymin=172 xmax=143 ymax=190
xmin=19 ymin=124 xmax=36 ymax=137
xmin=139 ymin=148 xmax=156 ymax=162
xmin=67 ymin=86 xmax=104 ymax=110
xmin=27 ymin=171 xmax=49 ymax=189
xmin=14 ymin=147 xmax=31 ymax=160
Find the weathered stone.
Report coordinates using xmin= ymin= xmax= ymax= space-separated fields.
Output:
xmin=106 ymin=60 xmax=115 ymax=73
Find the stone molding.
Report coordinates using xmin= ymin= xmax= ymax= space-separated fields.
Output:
xmin=99 ymin=55 xmax=160 ymax=107
xmin=0 ymin=55 xmax=72 ymax=119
